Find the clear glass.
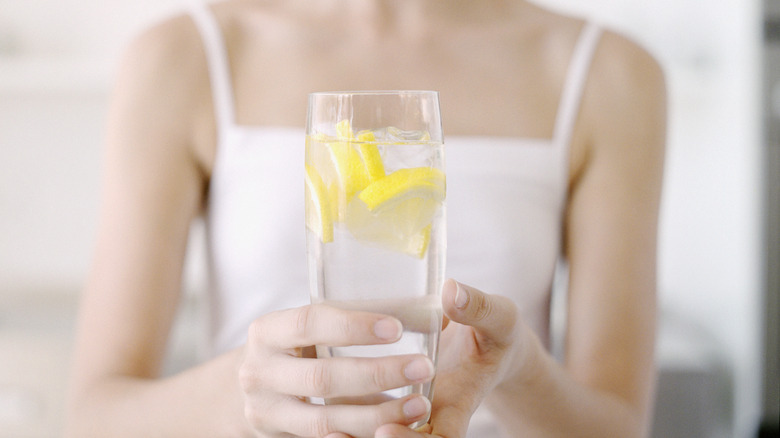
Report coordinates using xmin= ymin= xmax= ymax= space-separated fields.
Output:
xmin=305 ymin=91 xmax=445 ymax=426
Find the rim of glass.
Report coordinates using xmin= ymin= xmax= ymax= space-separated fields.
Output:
xmin=309 ymin=90 xmax=439 ymax=97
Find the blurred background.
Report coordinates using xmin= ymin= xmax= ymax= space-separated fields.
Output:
xmin=0 ymin=0 xmax=776 ymax=437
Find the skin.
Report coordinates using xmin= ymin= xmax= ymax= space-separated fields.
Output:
xmin=65 ymin=0 xmax=666 ymax=437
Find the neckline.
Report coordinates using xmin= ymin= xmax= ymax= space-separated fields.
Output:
xmin=227 ymin=124 xmax=554 ymax=145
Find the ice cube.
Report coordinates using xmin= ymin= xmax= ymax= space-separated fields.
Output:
xmin=377 ymin=126 xmax=431 ymax=142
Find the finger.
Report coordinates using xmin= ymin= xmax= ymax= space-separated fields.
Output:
xmin=246 ymin=354 xmax=434 ymax=398
xmin=375 ymin=423 xmax=433 ymax=438
xmin=249 ymin=304 xmax=403 ymax=350
xmin=260 ymin=394 xmax=431 ymax=438
xmin=441 ymin=314 xmax=450 ymax=331
xmin=317 ymin=298 xmax=441 ymax=335
xmin=376 ymin=400 xmax=469 ymax=438
xmin=441 ymin=279 xmax=517 ymax=348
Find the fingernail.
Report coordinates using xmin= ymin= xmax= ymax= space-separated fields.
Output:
xmin=454 ymin=282 xmax=469 ymax=309
xmin=403 ymin=396 xmax=431 ymax=419
xmin=404 ymin=357 xmax=434 ymax=382
xmin=374 ymin=317 xmax=402 ymax=341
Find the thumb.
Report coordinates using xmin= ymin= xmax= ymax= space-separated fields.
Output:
xmin=441 ymin=279 xmax=518 ymax=348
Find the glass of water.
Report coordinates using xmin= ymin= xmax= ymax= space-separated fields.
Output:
xmin=305 ymin=91 xmax=445 ymax=425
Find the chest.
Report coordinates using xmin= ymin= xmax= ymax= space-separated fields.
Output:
xmin=226 ymin=29 xmax=564 ymax=138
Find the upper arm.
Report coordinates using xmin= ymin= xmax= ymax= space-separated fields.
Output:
xmin=564 ymin=30 xmax=666 ymax=425
xmin=70 ymin=15 xmax=211 ymax=390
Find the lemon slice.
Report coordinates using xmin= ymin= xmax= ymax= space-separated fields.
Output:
xmin=335 ymin=121 xmax=385 ymax=182
xmin=356 ymin=129 xmax=386 ymax=182
xmin=307 ymin=121 xmax=440 ymax=257
xmin=325 ymin=142 xmax=369 ymax=220
xmin=328 ymin=142 xmax=370 ymax=198
xmin=336 ymin=119 xmax=354 ymax=139
xmin=358 ymin=167 xmax=445 ymax=211
xmin=314 ymin=120 xmax=386 ymax=220
xmin=346 ymin=167 xmax=444 ymax=258
xmin=305 ymin=164 xmax=334 ymax=243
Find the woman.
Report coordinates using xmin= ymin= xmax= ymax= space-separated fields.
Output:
xmin=65 ymin=1 xmax=666 ymax=437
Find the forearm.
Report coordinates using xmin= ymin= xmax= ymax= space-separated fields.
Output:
xmin=485 ymin=344 xmax=649 ymax=438
xmin=65 ymin=348 xmax=252 ymax=438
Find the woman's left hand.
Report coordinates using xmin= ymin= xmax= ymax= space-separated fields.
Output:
xmin=372 ymin=279 xmax=537 ymax=438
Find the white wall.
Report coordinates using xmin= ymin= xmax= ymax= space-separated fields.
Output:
xmin=0 ymin=0 xmax=182 ymax=56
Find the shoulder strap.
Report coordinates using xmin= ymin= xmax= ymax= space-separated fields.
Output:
xmin=552 ymin=22 xmax=602 ymax=150
xmin=188 ymin=1 xmax=236 ymax=131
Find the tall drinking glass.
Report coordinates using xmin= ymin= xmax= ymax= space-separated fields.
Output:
xmin=305 ymin=91 xmax=445 ymax=425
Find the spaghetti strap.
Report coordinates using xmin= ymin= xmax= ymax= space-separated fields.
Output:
xmin=188 ymin=1 xmax=236 ymax=132
xmin=553 ymin=22 xmax=602 ymax=151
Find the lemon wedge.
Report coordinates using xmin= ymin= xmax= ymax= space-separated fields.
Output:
xmin=346 ymin=167 xmax=444 ymax=258
xmin=315 ymin=120 xmax=386 ymax=220
xmin=307 ymin=121 xmax=442 ymax=257
xmin=305 ymin=164 xmax=334 ymax=243
xmin=356 ymin=129 xmax=386 ymax=182
xmin=358 ymin=167 xmax=445 ymax=211
xmin=336 ymin=119 xmax=354 ymax=139
xmin=328 ymin=141 xmax=370 ymax=202
xmin=335 ymin=121 xmax=385 ymax=183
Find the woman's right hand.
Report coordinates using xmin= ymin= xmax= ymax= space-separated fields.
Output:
xmin=238 ymin=304 xmax=435 ymax=438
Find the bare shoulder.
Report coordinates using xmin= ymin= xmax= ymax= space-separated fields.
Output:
xmin=573 ymin=26 xmax=667 ymax=193
xmin=591 ymin=29 xmax=666 ymax=100
xmin=116 ymin=12 xmax=208 ymax=103
xmin=109 ymin=10 xmax=219 ymax=177
xmin=525 ymin=6 xmax=665 ymax=93
xmin=583 ymin=28 xmax=667 ymax=156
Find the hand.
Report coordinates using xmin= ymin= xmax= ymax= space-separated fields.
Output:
xmin=239 ymin=304 xmax=435 ymax=437
xmin=374 ymin=279 xmax=530 ymax=438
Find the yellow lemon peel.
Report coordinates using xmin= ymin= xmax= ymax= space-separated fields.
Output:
xmin=305 ymin=164 xmax=334 ymax=243
xmin=356 ymin=129 xmax=386 ymax=182
xmin=358 ymin=167 xmax=445 ymax=211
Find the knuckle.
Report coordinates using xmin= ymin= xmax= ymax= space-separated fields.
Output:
xmin=495 ymin=296 xmax=519 ymax=334
xmin=308 ymin=407 xmax=334 ymax=437
xmin=371 ymin=413 xmax=385 ymax=432
xmin=367 ymin=401 xmax=388 ymax=428
xmin=238 ymin=363 xmax=259 ymax=392
xmin=304 ymin=361 xmax=332 ymax=396
xmin=243 ymin=399 xmax=269 ymax=431
xmin=243 ymin=403 xmax=261 ymax=428
xmin=238 ymin=356 xmax=273 ymax=393
xmin=247 ymin=318 xmax=265 ymax=343
xmin=335 ymin=313 xmax=354 ymax=339
xmin=244 ymin=399 xmax=283 ymax=436
xmin=295 ymin=306 xmax=314 ymax=341
xmin=471 ymin=293 xmax=493 ymax=322
xmin=366 ymin=359 xmax=389 ymax=391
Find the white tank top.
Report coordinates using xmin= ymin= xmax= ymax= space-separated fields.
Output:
xmin=188 ymin=4 xmax=601 ymax=436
